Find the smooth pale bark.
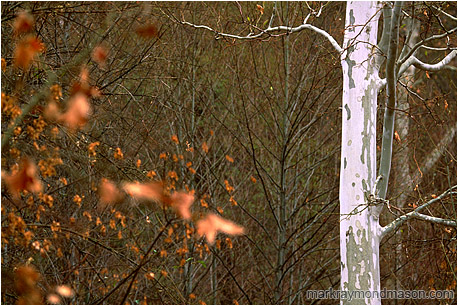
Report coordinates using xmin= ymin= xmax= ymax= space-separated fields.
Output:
xmin=340 ymin=2 xmax=382 ymax=304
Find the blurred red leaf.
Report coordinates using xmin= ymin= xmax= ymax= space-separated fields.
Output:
xmin=43 ymin=101 xmax=60 ymax=122
xmin=13 ymin=11 xmax=34 ymax=35
xmin=394 ymin=131 xmax=401 ymax=143
xmin=2 ymin=158 xmax=42 ymax=198
xmin=55 ymin=285 xmax=74 ymax=298
xmin=47 ymin=294 xmax=61 ymax=304
xmin=123 ymin=181 xmax=170 ymax=204
xmin=13 ymin=36 xmax=44 ymax=69
xmin=15 ymin=265 xmax=42 ymax=304
xmin=170 ymin=192 xmax=194 ymax=220
xmin=196 ymin=213 xmax=244 ymax=244
xmin=92 ymin=45 xmax=108 ymax=67
xmin=59 ymin=93 xmax=91 ymax=131
xmin=70 ymin=67 xmax=100 ymax=98
xmin=99 ymin=178 xmax=124 ymax=205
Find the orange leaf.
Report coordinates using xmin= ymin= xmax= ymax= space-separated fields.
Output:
xmin=88 ymin=141 xmax=100 ymax=156
xmin=394 ymin=131 xmax=401 ymax=143
xmin=225 ymin=155 xmax=234 ymax=163
xmin=2 ymin=158 xmax=42 ymax=198
xmin=145 ymin=272 xmax=155 ymax=280
xmin=196 ymin=213 xmax=244 ymax=244
xmin=113 ymin=147 xmax=124 ymax=160
xmin=202 ymin=142 xmax=209 ymax=153
xmin=171 ymin=134 xmax=179 ymax=144
xmin=256 ymin=4 xmax=264 ymax=14
xmin=224 ymin=180 xmax=234 ymax=193
xmin=200 ymin=199 xmax=209 ymax=208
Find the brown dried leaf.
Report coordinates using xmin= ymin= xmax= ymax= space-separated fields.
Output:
xmin=136 ymin=23 xmax=159 ymax=38
xmin=2 ymin=158 xmax=42 ymax=198
xmin=196 ymin=213 xmax=244 ymax=244
xmin=15 ymin=265 xmax=43 ymax=304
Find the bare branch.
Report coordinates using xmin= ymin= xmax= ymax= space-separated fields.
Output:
xmin=379 ymin=50 xmax=457 ymax=90
xmin=381 ymin=186 xmax=457 ymax=239
xmin=432 ymin=5 xmax=457 ymax=21
xmin=179 ymin=21 xmax=343 ymax=54
xmin=378 ymin=1 xmax=403 ymax=200
xmin=398 ymin=49 xmax=456 ymax=77
xmin=410 ymin=212 xmax=457 ymax=227
xmin=376 ymin=4 xmax=392 ymax=70
xmin=397 ymin=27 xmax=457 ymax=71
xmin=411 ymin=50 xmax=457 ymax=71
xmin=420 ymin=45 xmax=456 ymax=51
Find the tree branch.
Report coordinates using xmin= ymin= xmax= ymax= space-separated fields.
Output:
xmin=381 ymin=186 xmax=457 ymax=239
xmin=375 ymin=4 xmax=392 ymax=70
xmin=432 ymin=5 xmax=457 ymax=21
xmin=378 ymin=1 xmax=403 ymax=199
xmin=410 ymin=212 xmax=457 ymax=227
xmin=379 ymin=49 xmax=457 ymax=90
xmin=410 ymin=50 xmax=457 ymax=71
xmin=179 ymin=21 xmax=343 ymax=54
xmin=397 ymin=26 xmax=457 ymax=71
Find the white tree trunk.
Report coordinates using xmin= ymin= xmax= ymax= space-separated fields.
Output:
xmin=340 ymin=2 xmax=382 ymax=304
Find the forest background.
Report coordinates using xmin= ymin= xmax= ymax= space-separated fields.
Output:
xmin=1 ymin=1 xmax=456 ymax=304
